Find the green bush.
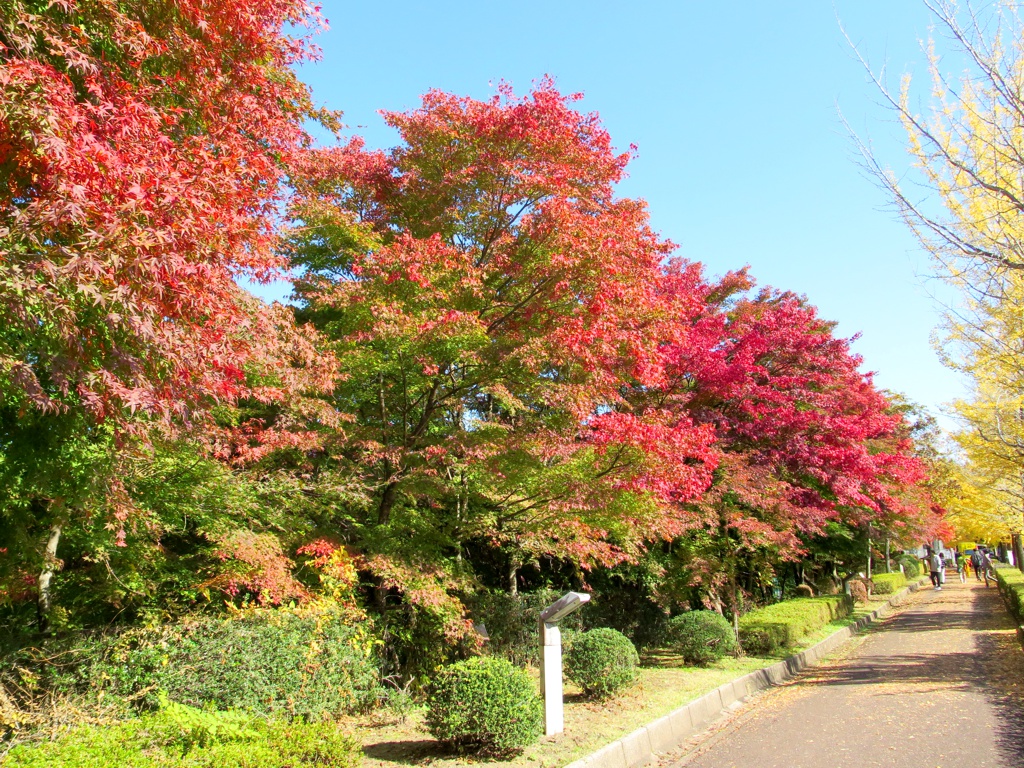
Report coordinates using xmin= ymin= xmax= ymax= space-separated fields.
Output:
xmin=144 ymin=609 xmax=379 ymax=718
xmin=738 ymin=596 xmax=852 ymax=656
xmin=3 ymin=701 xmax=360 ymax=768
xmin=564 ymin=628 xmax=639 ymax=698
xmin=870 ymin=572 xmax=907 ymax=595
xmin=425 ymin=657 xmax=542 ymax=756
xmin=898 ymin=555 xmax=922 ymax=579
xmin=9 ymin=606 xmax=381 ymax=721
xmin=994 ymin=564 xmax=1024 ymax=622
xmin=665 ymin=611 xmax=737 ymax=666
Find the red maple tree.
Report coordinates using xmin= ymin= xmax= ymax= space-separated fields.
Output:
xmin=0 ymin=0 xmax=335 ymax=425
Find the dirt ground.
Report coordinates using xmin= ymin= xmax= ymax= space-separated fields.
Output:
xmin=656 ymin=579 xmax=1024 ymax=768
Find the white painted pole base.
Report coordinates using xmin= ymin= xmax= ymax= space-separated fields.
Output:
xmin=541 ymin=632 xmax=563 ymax=736
xmin=538 ymin=592 xmax=589 ymax=738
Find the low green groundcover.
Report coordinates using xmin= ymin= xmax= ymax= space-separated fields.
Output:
xmin=3 ymin=699 xmax=360 ymax=768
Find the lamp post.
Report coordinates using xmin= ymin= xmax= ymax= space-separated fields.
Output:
xmin=539 ymin=591 xmax=590 ymax=736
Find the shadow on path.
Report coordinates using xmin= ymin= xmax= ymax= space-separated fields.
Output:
xmin=975 ymin=627 xmax=1024 ymax=766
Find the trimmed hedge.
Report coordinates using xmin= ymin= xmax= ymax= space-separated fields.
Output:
xmin=3 ymin=702 xmax=360 ymax=768
xmin=994 ymin=563 xmax=1024 ymax=622
xmin=870 ymin=572 xmax=907 ymax=595
xmin=738 ymin=595 xmax=852 ymax=656
xmin=130 ymin=609 xmax=377 ymax=718
xmin=425 ymin=657 xmax=542 ymax=756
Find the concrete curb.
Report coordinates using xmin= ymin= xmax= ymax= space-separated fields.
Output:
xmin=562 ymin=580 xmax=924 ymax=768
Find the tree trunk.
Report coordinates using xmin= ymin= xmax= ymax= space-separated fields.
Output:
xmin=707 ymin=588 xmax=724 ymax=615
xmin=885 ymin=538 xmax=891 ymax=574
xmin=1013 ymin=532 xmax=1024 ymax=573
xmin=507 ymin=561 xmax=518 ymax=596
xmin=378 ymin=479 xmax=398 ymax=525
xmin=37 ymin=524 xmax=62 ymax=633
xmin=868 ymin=532 xmax=876 ymax=581
xmin=730 ymin=572 xmax=740 ymax=641
xmin=454 ymin=470 xmax=468 ymax=568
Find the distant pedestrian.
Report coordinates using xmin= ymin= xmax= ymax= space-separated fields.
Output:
xmin=956 ymin=553 xmax=967 ymax=583
xmin=930 ymin=550 xmax=943 ymax=590
xmin=978 ymin=549 xmax=994 ymax=588
xmin=971 ymin=549 xmax=984 ymax=581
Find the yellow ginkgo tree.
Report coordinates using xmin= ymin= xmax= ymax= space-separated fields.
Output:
xmin=855 ymin=0 xmax=1024 ymax=568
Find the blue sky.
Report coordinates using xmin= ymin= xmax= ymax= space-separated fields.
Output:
xmin=274 ymin=1 xmax=967 ymax=426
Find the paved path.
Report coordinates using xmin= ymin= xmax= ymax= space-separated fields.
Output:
xmin=658 ymin=579 xmax=1024 ymax=768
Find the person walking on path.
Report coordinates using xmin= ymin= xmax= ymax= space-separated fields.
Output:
xmin=929 ymin=549 xmax=943 ymax=590
xmin=956 ymin=552 xmax=967 ymax=583
xmin=978 ymin=548 xmax=994 ymax=587
xmin=971 ymin=548 xmax=984 ymax=581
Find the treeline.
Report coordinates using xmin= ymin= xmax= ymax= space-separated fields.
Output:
xmin=0 ymin=0 xmax=944 ymax=671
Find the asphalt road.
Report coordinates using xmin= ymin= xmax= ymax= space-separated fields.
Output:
xmin=658 ymin=578 xmax=1024 ymax=768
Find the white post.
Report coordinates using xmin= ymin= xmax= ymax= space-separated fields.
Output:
xmin=540 ymin=620 xmax=563 ymax=735
xmin=538 ymin=591 xmax=590 ymax=737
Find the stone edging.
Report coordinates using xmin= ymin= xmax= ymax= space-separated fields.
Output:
xmin=563 ymin=580 xmax=924 ymax=768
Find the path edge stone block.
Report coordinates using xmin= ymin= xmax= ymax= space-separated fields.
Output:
xmin=620 ymin=728 xmax=652 ymax=767
xmin=645 ymin=714 xmax=676 ymax=753
xmin=667 ymin=703 xmax=693 ymax=741
xmin=562 ymin=583 xmax=918 ymax=768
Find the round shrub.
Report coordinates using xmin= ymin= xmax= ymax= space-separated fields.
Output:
xmin=665 ymin=611 xmax=737 ymax=666
xmin=425 ymin=657 xmax=542 ymax=756
xmin=564 ymin=628 xmax=639 ymax=698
